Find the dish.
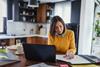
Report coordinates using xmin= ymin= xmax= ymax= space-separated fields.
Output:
xmin=7 ymin=45 xmax=17 ymax=50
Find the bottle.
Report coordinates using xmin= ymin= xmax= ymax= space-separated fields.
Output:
xmin=16 ymin=40 xmax=23 ymax=54
xmin=40 ymin=28 xmax=46 ymax=35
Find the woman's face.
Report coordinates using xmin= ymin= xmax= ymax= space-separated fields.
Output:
xmin=55 ymin=21 xmax=64 ymax=34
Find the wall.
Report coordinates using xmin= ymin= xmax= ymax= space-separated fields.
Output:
xmin=71 ymin=0 xmax=81 ymax=24
xmin=7 ymin=21 xmax=50 ymax=36
xmin=78 ymin=0 xmax=94 ymax=55
xmin=0 ymin=0 xmax=7 ymax=33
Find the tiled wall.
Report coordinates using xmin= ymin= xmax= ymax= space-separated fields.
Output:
xmin=7 ymin=20 xmax=50 ymax=36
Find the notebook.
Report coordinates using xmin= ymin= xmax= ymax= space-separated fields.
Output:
xmin=0 ymin=59 xmax=20 ymax=66
xmin=22 ymin=43 xmax=56 ymax=62
xmin=79 ymin=55 xmax=100 ymax=64
xmin=0 ymin=52 xmax=20 ymax=66
xmin=56 ymin=55 xmax=100 ymax=64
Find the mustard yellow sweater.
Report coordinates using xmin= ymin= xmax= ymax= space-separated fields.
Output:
xmin=48 ymin=29 xmax=76 ymax=54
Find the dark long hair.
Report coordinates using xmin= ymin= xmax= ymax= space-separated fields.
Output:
xmin=50 ymin=16 xmax=66 ymax=36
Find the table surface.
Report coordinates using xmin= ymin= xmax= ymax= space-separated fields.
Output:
xmin=1 ymin=54 xmax=99 ymax=67
xmin=0 ymin=47 xmax=100 ymax=67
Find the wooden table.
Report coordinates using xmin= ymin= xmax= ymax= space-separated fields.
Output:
xmin=1 ymin=53 xmax=99 ymax=67
xmin=1 ymin=47 xmax=100 ymax=67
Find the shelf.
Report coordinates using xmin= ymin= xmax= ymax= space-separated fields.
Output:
xmin=47 ymin=7 xmax=53 ymax=11
xmin=18 ymin=20 xmax=35 ymax=23
xmin=19 ymin=14 xmax=35 ymax=17
xmin=19 ymin=7 xmax=34 ymax=11
xmin=13 ymin=0 xmax=54 ymax=23
xmin=17 ymin=0 xmax=37 ymax=23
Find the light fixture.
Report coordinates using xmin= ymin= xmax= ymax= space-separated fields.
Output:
xmin=28 ymin=0 xmax=39 ymax=7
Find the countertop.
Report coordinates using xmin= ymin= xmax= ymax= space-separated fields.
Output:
xmin=0 ymin=34 xmax=48 ymax=39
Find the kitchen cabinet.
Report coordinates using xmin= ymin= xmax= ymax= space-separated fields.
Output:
xmin=0 ymin=37 xmax=26 ymax=46
xmin=14 ymin=0 xmax=37 ymax=22
xmin=18 ymin=1 xmax=37 ymax=22
xmin=0 ymin=39 xmax=16 ymax=46
xmin=7 ymin=0 xmax=37 ymax=22
xmin=9 ymin=38 xmax=16 ymax=45
xmin=36 ymin=3 xmax=54 ymax=23
xmin=7 ymin=0 xmax=54 ymax=23
xmin=15 ymin=37 xmax=27 ymax=44
xmin=27 ymin=37 xmax=48 ymax=44
xmin=0 ymin=39 xmax=9 ymax=46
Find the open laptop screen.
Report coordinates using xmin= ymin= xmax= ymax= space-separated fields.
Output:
xmin=22 ymin=43 xmax=56 ymax=62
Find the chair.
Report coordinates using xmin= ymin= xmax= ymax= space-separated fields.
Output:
xmin=66 ymin=23 xmax=80 ymax=54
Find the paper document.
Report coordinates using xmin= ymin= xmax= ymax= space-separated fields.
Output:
xmin=0 ymin=52 xmax=19 ymax=66
xmin=56 ymin=55 xmax=91 ymax=64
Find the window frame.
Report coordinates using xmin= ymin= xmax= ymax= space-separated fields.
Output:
xmin=0 ymin=17 xmax=7 ymax=34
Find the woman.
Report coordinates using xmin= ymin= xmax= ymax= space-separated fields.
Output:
xmin=48 ymin=16 xmax=76 ymax=59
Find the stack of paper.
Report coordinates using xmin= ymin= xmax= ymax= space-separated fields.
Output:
xmin=0 ymin=52 xmax=20 ymax=66
xmin=56 ymin=55 xmax=91 ymax=64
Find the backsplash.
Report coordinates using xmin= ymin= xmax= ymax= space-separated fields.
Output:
xmin=7 ymin=20 xmax=50 ymax=36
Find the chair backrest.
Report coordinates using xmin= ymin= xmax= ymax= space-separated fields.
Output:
xmin=66 ymin=23 xmax=79 ymax=54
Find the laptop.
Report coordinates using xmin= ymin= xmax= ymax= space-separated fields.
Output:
xmin=22 ymin=43 xmax=56 ymax=62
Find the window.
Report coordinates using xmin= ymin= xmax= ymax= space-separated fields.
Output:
xmin=54 ymin=1 xmax=71 ymax=23
xmin=0 ymin=18 xmax=4 ymax=33
xmin=0 ymin=0 xmax=7 ymax=34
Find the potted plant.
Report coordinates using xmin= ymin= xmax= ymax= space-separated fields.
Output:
xmin=95 ymin=13 xmax=100 ymax=37
xmin=92 ymin=13 xmax=100 ymax=45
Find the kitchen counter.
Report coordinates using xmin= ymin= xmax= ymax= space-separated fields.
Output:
xmin=0 ymin=34 xmax=48 ymax=39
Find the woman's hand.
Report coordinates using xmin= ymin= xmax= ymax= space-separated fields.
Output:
xmin=63 ymin=51 xmax=75 ymax=59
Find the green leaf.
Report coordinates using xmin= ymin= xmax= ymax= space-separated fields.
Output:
xmin=0 ymin=49 xmax=6 ymax=53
